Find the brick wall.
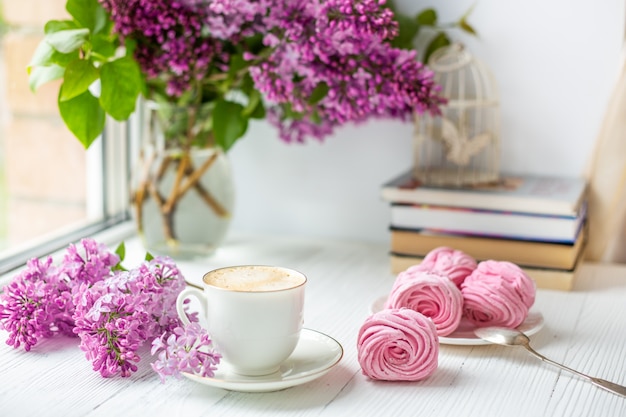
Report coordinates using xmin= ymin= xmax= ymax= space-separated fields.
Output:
xmin=0 ymin=0 xmax=87 ymax=248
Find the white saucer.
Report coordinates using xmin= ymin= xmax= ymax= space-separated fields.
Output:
xmin=370 ymin=295 xmax=544 ymax=346
xmin=182 ymin=328 xmax=343 ymax=392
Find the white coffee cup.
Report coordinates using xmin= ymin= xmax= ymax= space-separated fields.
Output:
xmin=176 ymin=265 xmax=306 ymax=376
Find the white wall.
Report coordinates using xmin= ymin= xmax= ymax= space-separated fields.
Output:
xmin=228 ymin=0 xmax=625 ymax=243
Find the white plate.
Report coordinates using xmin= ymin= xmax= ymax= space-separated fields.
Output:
xmin=182 ymin=328 xmax=343 ymax=392
xmin=370 ymin=295 xmax=544 ymax=346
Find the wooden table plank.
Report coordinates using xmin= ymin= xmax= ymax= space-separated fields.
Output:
xmin=1 ymin=236 xmax=625 ymax=416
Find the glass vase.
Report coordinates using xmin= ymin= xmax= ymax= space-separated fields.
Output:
xmin=131 ymin=101 xmax=235 ymax=259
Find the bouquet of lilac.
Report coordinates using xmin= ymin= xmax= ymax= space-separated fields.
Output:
xmin=29 ymin=0 xmax=444 ymax=149
xmin=0 ymin=239 xmax=220 ymax=380
xmin=27 ymin=0 xmax=447 ymax=256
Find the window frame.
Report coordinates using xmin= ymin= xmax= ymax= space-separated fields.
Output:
xmin=0 ymin=117 xmax=137 ymax=275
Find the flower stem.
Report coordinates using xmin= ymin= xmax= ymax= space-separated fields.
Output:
xmin=163 ymin=155 xmax=189 ymax=215
xmin=183 ymin=161 xmax=230 ymax=218
xmin=133 ymin=147 xmax=229 ymax=249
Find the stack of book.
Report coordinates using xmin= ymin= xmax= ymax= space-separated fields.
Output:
xmin=381 ymin=169 xmax=589 ymax=291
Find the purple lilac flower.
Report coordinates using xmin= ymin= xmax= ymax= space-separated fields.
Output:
xmin=100 ymin=0 xmax=225 ymax=96
xmin=99 ymin=0 xmax=444 ymax=143
xmin=192 ymin=0 xmax=276 ymax=40
xmin=0 ymin=257 xmax=73 ymax=350
xmin=61 ymin=238 xmax=120 ymax=287
xmin=72 ymin=272 xmax=150 ymax=377
xmin=0 ymin=238 xmax=210 ymax=380
xmin=72 ymin=257 xmax=186 ymax=378
xmin=151 ymin=323 xmax=221 ymax=383
xmin=267 ymin=107 xmax=334 ymax=143
xmin=132 ymin=257 xmax=186 ymax=337
xmin=251 ymin=0 xmax=445 ymax=143
xmin=0 ymin=238 xmax=121 ymax=349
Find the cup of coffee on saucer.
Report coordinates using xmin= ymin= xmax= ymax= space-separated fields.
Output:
xmin=176 ymin=265 xmax=307 ymax=376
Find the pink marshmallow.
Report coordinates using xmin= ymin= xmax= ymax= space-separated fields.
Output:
xmin=357 ymin=308 xmax=439 ymax=381
xmin=385 ymin=271 xmax=463 ymax=337
xmin=406 ymin=246 xmax=477 ymax=288
xmin=482 ymin=260 xmax=536 ymax=308
xmin=461 ymin=260 xmax=536 ymax=328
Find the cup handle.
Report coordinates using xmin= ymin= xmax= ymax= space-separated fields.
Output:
xmin=176 ymin=287 xmax=206 ymax=326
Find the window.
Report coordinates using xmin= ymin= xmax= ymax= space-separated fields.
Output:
xmin=0 ymin=0 xmax=132 ymax=273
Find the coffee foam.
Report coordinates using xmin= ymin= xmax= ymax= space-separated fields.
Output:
xmin=204 ymin=266 xmax=306 ymax=292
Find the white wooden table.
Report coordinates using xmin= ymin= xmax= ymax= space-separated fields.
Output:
xmin=1 ymin=234 xmax=625 ymax=417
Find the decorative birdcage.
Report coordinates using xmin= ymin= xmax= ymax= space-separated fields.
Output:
xmin=413 ymin=43 xmax=500 ymax=186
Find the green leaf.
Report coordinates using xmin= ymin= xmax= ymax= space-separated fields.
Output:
xmin=28 ymin=40 xmax=57 ymax=71
xmin=283 ymin=102 xmax=303 ymax=120
xmin=60 ymin=59 xmax=99 ymax=101
xmin=389 ymin=13 xmax=420 ymax=50
xmin=242 ymin=89 xmax=261 ymax=116
xmin=93 ymin=5 xmax=109 ymax=34
xmin=91 ymin=33 xmax=117 ymax=59
xmin=424 ymin=32 xmax=451 ymax=64
xmin=99 ymin=57 xmax=141 ymax=121
xmin=44 ymin=20 xmax=78 ymax=35
xmin=310 ymin=110 xmax=322 ymax=125
xmin=459 ymin=17 xmax=477 ymax=36
xmin=228 ymin=54 xmax=247 ymax=78
xmin=138 ymin=71 xmax=149 ymax=98
xmin=416 ymin=8 xmax=438 ymax=26
xmin=52 ymin=50 xmax=80 ymax=67
xmin=213 ymin=100 xmax=248 ymax=152
xmin=28 ymin=65 xmax=65 ymax=91
xmin=124 ymin=38 xmax=137 ymax=57
xmin=30 ymin=25 xmax=81 ymax=70
xmin=308 ymin=82 xmax=329 ymax=105
xmin=58 ymin=90 xmax=105 ymax=148
xmin=240 ymin=73 xmax=255 ymax=95
xmin=145 ymin=252 xmax=154 ymax=261
xmin=28 ymin=39 xmax=79 ymax=72
xmin=66 ymin=0 xmax=107 ymax=33
xmin=112 ymin=263 xmax=127 ymax=271
xmin=111 ymin=242 xmax=127 ymax=271
xmin=249 ymin=101 xmax=265 ymax=119
xmin=45 ymin=28 xmax=90 ymax=54
xmin=457 ymin=3 xmax=478 ymax=36
xmin=115 ymin=242 xmax=126 ymax=261
xmin=243 ymin=33 xmax=265 ymax=55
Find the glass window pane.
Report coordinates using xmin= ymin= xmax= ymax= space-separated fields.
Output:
xmin=0 ymin=0 xmax=114 ymax=260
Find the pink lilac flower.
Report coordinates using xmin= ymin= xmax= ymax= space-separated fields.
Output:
xmin=0 ymin=237 xmax=120 ymax=350
xmin=99 ymin=0 xmax=226 ymax=96
xmin=72 ymin=257 xmax=186 ymax=377
xmin=72 ymin=273 xmax=150 ymax=377
xmin=0 ymin=238 xmax=209 ymax=380
xmin=250 ymin=0 xmax=444 ymax=142
xmin=131 ymin=257 xmax=186 ymax=336
xmin=99 ymin=0 xmax=444 ymax=143
xmin=197 ymin=0 xmax=276 ymax=40
xmin=61 ymin=238 xmax=120 ymax=287
xmin=151 ymin=323 xmax=221 ymax=383
xmin=0 ymin=257 xmax=73 ymax=350
xmin=267 ymin=108 xmax=334 ymax=143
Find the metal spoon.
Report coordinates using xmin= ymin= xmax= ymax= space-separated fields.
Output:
xmin=474 ymin=327 xmax=626 ymax=397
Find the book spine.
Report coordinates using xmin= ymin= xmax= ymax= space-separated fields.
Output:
xmin=391 ymin=203 xmax=582 ymax=219
xmin=389 ymin=228 xmax=585 ymax=270
xmin=390 ymin=203 xmax=586 ymax=243
xmin=381 ymin=171 xmax=587 ymax=217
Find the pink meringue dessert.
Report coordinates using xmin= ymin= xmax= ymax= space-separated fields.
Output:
xmin=385 ymin=271 xmax=463 ymax=337
xmin=357 ymin=308 xmax=438 ymax=381
xmin=461 ymin=260 xmax=536 ymax=328
xmin=411 ymin=246 xmax=477 ymax=288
